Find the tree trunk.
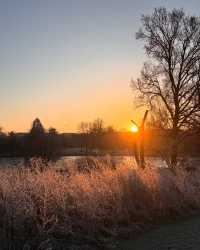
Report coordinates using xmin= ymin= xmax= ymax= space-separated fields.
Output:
xmin=171 ymin=142 xmax=178 ymax=166
xmin=170 ymin=127 xmax=179 ymax=168
xmin=131 ymin=110 xmax=148 ymax=169
xmin=139 ymin=126 xmax=145 ymax=169
xmin=133 ymin=141 xmax=139 ymax=166
xmin=139 ymin=110 xmax=148 ymax=169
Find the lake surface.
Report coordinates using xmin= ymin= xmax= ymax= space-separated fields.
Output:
xmin=0 ymin=156 xmax=199 ymax=169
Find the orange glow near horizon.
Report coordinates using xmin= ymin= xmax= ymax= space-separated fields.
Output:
xmin=1 ymin=72 xmax=143 ymax=133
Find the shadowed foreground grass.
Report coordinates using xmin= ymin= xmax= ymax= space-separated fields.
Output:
xmin=0 ymin=157 xmax=200 ymax=249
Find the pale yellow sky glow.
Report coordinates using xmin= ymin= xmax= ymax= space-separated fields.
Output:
xmin=3 ymin=71 xmax=142 ymax=133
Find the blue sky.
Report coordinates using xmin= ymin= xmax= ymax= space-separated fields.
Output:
xmin=0 ymin=0 xmax=200 ymax=132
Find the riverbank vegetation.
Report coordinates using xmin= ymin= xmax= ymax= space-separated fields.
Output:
xmin=1 ymin=157 xmax=200 ymax=249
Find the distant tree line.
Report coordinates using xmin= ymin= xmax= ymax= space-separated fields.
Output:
xmin=78 ymin=118 xmax=115 ymax=154
xmin=0 ymin=117 xmax=199 ymax=159
xmin=0 ymin=118 xmax=63 ymax=159
xmin=0 ymin=118 xmax=123 ymax=158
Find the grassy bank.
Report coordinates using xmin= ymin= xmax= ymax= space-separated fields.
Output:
xmin=0 ymin=157 xmax=200 ymax=249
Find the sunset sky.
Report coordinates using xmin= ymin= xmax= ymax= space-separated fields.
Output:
xmin=1 ymin=0 xmax=200 ymax=132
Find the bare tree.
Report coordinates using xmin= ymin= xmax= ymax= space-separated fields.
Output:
xmin=89 ymin=118 xmax=104 ymax=134
xmin=132 ymin=8 xmax=200 ymax=167
xmin=78 ymin=122 xmax=90 ymax=134
xmin=48 ymin=127 xmax=58 ymax=135
xmin=78 ymin=122 xmax=91 ymax=153
xmin=0 ymin=127 xmax=3 ymax=135
xmin=105 ymin=126 xmax=115 ymax=133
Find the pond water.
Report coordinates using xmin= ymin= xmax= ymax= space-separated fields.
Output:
xmin=0 ymin=156 xmax=199 ymax=169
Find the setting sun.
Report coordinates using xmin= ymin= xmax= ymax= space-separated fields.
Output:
xmin=131 ymin=124 xmax=139 ymax=133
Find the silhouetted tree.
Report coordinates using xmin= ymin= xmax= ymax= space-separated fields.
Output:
xmin=132 ymin=8 xmax=200 ymax=167
xmin=8 ymin=131 xmax=17 ymax=155
xmin=89 ymin=118 xmax=105 ymax=152
xmin=0 ymin=128 xmax=8 ymax=155
xmin=47 ymin=127 xmax=61 ymax=158
xmin=26 ymin=118 xmax=47 ymax=158
xmin=78 ymin=122 xmax=90 ymax=153
xmin=89 ymin=118 xmax=104 ymax=134
xmin=105 ymin=126 xmax=115 ymax=133
xmin=30 ymin=118 xmax=45 ymax=135
xmin=0 ymin=127 xmax=3 ymax=135
xmin=48 ymin=127 xmax=58 ymax=135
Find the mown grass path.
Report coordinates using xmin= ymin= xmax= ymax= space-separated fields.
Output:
xmin=120 ymin=217 xmax=200 ymax=250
